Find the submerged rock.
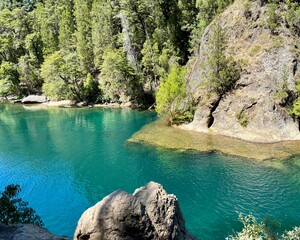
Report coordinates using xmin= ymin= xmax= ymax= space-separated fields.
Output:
xmin=22 ymin=95 xmax=47 ymax=104
xmin=0 ymin=223 xmax=71 ymax=240
xmin=74 ymin=182 xmax=195 ymax=240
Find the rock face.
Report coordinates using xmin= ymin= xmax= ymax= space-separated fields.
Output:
xmin=0 ymin=223 xmax=71 ymax=240
xmin=184 ymin=0 xmax=300 ymax=143
xmin=74 ymin=182 xmax=194 ymax=240
xmin=22 ymin=95 xmax=47 ymax=104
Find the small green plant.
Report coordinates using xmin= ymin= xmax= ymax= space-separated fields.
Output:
xmin=0 ymin=184 xmax=43 ymax=226
xmin=243 ymin=1 xmax=251 ymax=18
xmin=275 ymin=68 xmax=289 ymax=106
xmin=156 ymin=65 xmax=197 ymax=124
xmin=236 ymin=109 xmax=248 ymax=127
xmin=250 ymin=45 xmax=262 ymax=56
xmin=266 ymin=3 xmax=280 ymax=34
xmin=292 ymin=79 xmax=300 ymax=118
xmin=227 ymin=213 xmax=265 ymax=240
xmin=281 ymin=226 xmax=300 ymax=240
xmin=273 ymin=36 xmax=284 ymax=48
xmin=285 ymin=2 xmax=300 ymax=36
xmin=227 ymin=212 xmax=300 ymax=240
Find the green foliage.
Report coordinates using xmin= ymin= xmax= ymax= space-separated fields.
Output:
xmin=74 ymin=0 xmax=94 ymax=72
xmin=58 ymin=0 xmax=75 ymax=50
xmin=190 ymin=0 xmax=233 ymax=51
xmin=281 ymin=227 xmax=300 ymax=240
xmin=285 ymin=2 xmax=300 ymax=36
xmin=18 ymin=54 xmax=43 ymax=95
xmin=91 ymin=0 xmax=119 ymax=69
xmin=227 ymin=213 xmax=300 ymax=240
xmin=292 ymin=98 xmax=300 ymax=117
xmin=100 ymin=47 xmax=141 ymax=103
xmin=0 ymin=62 xmax=19 ymax=97
xmin=204 ymin=21 xmax=240 ymax=96
xmin=243 ymin=1 xmax=251 ymax=18
xmin=36 ymin=0 xmax=59 ymax=56
xmin=236 ymin=109 xmax=248 ymax=127
xmin=41 ymin=52 xmax=72 ymax=100
xmin=83 ymin=73 xmax=100 ymax=103
xmin=266 ymin=3 xmax=280 ymax=34
xmin=230 ymin=213 xmax=265 ymax=239
xmin=275 ymin=68 xmax=289 ymax=106
xmin=0 ymin=184 xmax=43 ymax=226
xmin=156 ymin=65 xmax=194 ymax=124
xmin=292 ymin=79 xmax=300 ymax=117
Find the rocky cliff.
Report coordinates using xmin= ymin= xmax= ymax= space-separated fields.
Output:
xmin=183 ymin=0 xmax=300 ymax=143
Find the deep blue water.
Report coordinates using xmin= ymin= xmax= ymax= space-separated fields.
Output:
xmin=0 ymin=104 xmax=299 ymax=239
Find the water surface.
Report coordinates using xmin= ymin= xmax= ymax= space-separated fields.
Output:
xmin=0 ymin=104 xmax=299 ymax=239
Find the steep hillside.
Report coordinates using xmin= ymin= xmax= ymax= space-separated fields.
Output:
xmin=184 ymin=0 xmax=300 ymax=143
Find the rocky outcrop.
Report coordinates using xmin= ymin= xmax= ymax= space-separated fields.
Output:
xmin=184 ymin=0 xmax=300 ymax=143
xmin=22 ymin=95 xmax=47 ymax=104
xmin=0 ymin=223 xmax=71 ymax=240
xmin=74 ymin=182 xmax=194 ymax=240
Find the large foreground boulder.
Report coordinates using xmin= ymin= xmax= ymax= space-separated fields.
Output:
xmin=0 ymin=223 xmax=71 ymax=240
xmin=74 ymin=182 xmax=195 ymax=240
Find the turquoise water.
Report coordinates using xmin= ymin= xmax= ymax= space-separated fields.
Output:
xmin=0 ymin=104 xmax=299 ymax=239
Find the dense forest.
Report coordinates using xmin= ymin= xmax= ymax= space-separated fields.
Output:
xmin=0 ymin=0 xmax=234 ymax=104
xmin=0 ymin=0 xmax=300 ymax=117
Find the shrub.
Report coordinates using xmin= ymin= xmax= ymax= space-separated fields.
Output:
xmin=281 ymin=227 xmax=300 ymax=240
xmin=236 ymin=109 xmax=248 ymax=127
xmin=156 ymin=65 xmax=195 ymax=124
xmin=0 ymin=184 xmax=43 ymax=226
xmin=266 ymin=3 xmax=280 ymax=34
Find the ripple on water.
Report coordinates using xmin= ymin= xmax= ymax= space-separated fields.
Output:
xmin=0 ymin=104 xmax=299 ymax=239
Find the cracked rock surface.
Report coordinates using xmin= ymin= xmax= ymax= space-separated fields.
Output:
xmin=74 ymin=182 xmax=195 ymax=240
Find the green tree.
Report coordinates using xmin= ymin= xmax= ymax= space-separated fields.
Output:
xmin=41 ymin=51 xmax=80 ymax=101
xmin=156 ymin=65 xmax=194 ymax=124
xmin=0 ymin=184 xmax=43 ymax=226
xmin=83 ymin=73 xmax=100 ymax=103
xmin=74 ymin=0 xmax=93 ymax=72
xmin=91 ymin=0 xmax=119 ymax=69
xmin=204 ymin=21 xmax=240 ymax=96
xmin=100 ymin=47 xmax=141 ymax=103
xmin=58 ymin=0 xmax=75 ymax=50
xmin=292 ymin=80 xmax=300 ymax=117
xmin=36 ymin=0 xmax=59 ymax=56
xmin=0 ymin=62 xmax=19 ymax=97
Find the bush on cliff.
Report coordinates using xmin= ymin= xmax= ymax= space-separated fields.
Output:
xmin=156 ymin=65 xmax=195 ymax=124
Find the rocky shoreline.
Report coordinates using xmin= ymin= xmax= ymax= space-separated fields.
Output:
xmin=129 ymin=118 xmax=300 ymax=161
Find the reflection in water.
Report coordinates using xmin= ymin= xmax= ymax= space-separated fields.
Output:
xmin=0 ymin=103 xmax=299 ymax=239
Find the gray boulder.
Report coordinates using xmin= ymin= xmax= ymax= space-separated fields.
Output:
xmin=22 ymin=95 xmax=47 ymax=104
xmin=0 ymin=223 xmax=71 ymax=240
xmin=74 ymin=182 xmax=195 ymax=240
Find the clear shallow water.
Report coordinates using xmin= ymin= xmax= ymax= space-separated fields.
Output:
xmin=0 ymin=104 xmax=299 ymax=239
